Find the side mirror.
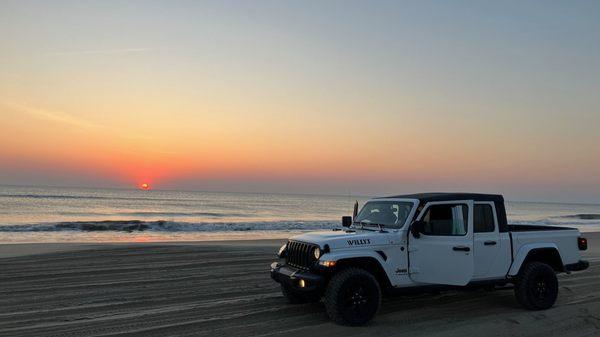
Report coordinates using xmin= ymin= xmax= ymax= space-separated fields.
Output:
xmin=342 ymin=216 xmax=353 ymax=227
xmin=411 ymin=220 xmax=426 ymax=238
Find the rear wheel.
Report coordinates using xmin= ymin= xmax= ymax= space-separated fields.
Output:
xmin=514 ymin=262 xmax=558 ymax=310
xmin=324 ymin=268 xmax=381 ymax=326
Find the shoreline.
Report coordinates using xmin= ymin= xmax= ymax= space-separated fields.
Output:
xmin=1 ymin=232 xmax=598 ymax=258
xmin=0 ymin=238 xmax=286 ymax=258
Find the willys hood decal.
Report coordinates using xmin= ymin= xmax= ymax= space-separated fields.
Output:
xmin=289 ymin=229 xmax=399 ymax=249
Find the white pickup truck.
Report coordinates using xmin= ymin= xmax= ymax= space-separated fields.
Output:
xmin=270 ymin=193 xmax=589 ymax=325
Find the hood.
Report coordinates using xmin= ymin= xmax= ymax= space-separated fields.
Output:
xmin=289 ymin=229 xmax=396 ymax=250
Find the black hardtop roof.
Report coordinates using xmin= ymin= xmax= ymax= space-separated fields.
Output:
xmin=377 ymin=192 xmax=504 ymax=203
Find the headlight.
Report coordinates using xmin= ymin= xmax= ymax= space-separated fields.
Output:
xmin=277 ymin=244 xmax=287 ymax=258
xmin=313 ymin=247 xmax=321 ymax=260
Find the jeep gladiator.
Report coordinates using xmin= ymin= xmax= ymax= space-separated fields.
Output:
xmin=270 ymin=193 xmax=589 ymax=325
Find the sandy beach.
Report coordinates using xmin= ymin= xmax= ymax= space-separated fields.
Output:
xmin=0 ymin=234 xmax=598 ymax=337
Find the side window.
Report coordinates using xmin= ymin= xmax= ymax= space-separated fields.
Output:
xmin=421 ymin=204 xmax=468 ymax=236
xmin=474 ymin=204 xmax=495 ymax=233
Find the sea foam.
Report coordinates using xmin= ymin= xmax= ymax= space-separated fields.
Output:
xmin=0 ymin=220 xmax=339 ymax=232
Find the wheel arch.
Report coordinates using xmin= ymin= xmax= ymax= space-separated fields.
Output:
xmin=332 ymin=256 xmax=392 ymax=290
xmin=509 ymin=244 xmax=564 ymax=276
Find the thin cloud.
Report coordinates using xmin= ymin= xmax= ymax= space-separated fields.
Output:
xmin=2 ymin=102 xmax=180 ymax=155
xmin=44 ymin=48 xmax=150 ymax=56
xmin=2 ymin=102 xmax=100 ymax=129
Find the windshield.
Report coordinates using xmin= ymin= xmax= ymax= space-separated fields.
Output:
xmin=354 ymin=201 xmax=414 ymax=229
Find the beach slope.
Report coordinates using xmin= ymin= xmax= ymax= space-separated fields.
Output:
xmin=0 ymin=235 xmax=598 ymax=337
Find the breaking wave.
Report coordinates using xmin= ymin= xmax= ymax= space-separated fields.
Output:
xmin=55 ymin=211 xmax=249 ymax=218
xmin=0 ymin=220 xmax=339 ymax=233
xmin=558 ymin=213 xmax=600 ymax=220
xmin=509 ymin=213 xmax=600 ymax=233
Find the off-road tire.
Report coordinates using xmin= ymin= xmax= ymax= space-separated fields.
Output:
xmin=514 ymin=262 xmax=558 ymax=310
xmin=324 ymin=267 xmax=381 ymax=326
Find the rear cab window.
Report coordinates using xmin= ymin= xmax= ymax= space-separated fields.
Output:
xmin=474 ymin=204 xmax=495 ymax=233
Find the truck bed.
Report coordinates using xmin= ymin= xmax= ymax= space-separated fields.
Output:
xmin=507 ymin=224 xmax=582 ymax=272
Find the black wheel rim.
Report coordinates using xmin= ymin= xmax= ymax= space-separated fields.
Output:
xmin=341 ymin=281 xmax=373 ymax=318
xmin=533 ymin=276 xmax=548 ymax=300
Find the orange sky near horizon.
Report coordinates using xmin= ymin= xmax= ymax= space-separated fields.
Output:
xmin=2 ymin=97 xmax=597 ymax=194
xmin=1 ymin=1 xmax=599 ymax=202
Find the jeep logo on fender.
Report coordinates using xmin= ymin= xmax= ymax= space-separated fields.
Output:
xmin=347 ymin=239 xmax=371 ymax=246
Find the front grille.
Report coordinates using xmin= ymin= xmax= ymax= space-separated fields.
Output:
xmin=285 ymin=240 xmax=318 ymax=270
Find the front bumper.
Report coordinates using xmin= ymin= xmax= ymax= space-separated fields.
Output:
xmin=270 ymin=262 xmax=325 ymax=292
xmin=565 ymin=259 xmax=589 ymax=272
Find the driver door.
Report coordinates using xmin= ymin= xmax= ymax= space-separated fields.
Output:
xmin=408 ymin=200 xmax=474 ymax=286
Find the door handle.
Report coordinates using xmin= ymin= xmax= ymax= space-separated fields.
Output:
xmin=452 ymin=246 xmax=470 ymax=252
xmin=484 ymin=240 xmax=497 ymax=246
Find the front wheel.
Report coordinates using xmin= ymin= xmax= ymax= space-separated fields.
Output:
xmin=324 ymin=268 xmax=381 ymax=326
xmin=514 ymin=262 xmax=558 ymax=310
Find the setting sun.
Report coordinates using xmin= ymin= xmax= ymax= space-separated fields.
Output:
xmin=140 ymin=183 xmax=150 ymax=190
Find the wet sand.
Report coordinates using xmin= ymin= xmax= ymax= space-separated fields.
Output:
xmin=0 ymin=234 xmax=598 ymax=337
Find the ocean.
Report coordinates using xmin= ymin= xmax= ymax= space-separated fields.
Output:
xmin=1 ymin=185 xmax=599 ymax=243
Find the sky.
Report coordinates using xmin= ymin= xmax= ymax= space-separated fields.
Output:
xmin=1 ymin=0 xmax=599 ymax=203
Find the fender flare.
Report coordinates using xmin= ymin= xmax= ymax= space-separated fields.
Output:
xmin=320 ymin=249 xmax=391 ymax=283
xmin=508 ymin=242 xmax=562 ymax=276
xmin=321 ymin=249 xmax=387 ymax=265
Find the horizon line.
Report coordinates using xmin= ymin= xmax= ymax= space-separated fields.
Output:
xmin=1 ymin=183 xmax=599 ymax=206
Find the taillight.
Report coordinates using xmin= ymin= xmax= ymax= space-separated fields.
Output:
xmin=578 ymin=237 xmax=588 ymax=251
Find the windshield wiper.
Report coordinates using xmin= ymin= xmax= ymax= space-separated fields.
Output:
xmin=352 ymin=221 xmax=387 ymax=232
xmin=352 ymin=221 xmax=376 ymax=231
